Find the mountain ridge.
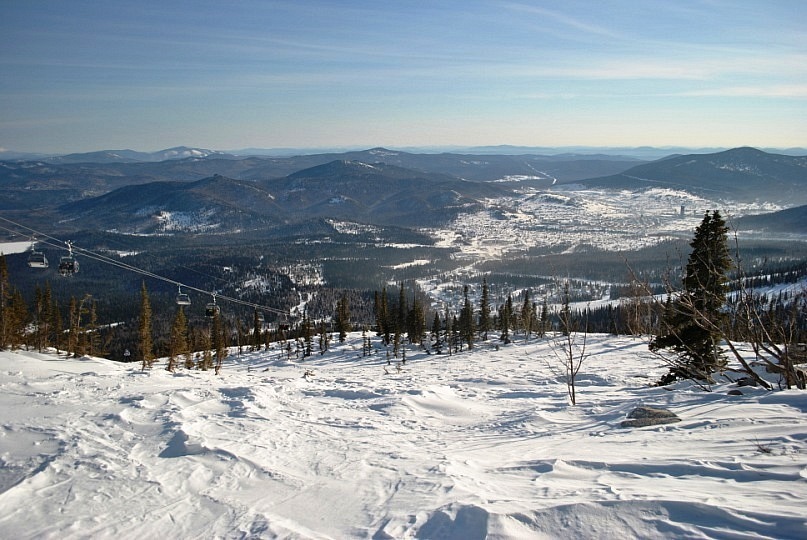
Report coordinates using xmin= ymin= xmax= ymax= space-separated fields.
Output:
xmin=575 ymin=147 xmax=807 ymax=204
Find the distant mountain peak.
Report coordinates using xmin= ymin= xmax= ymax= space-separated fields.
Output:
xmin=153 ymin=146 xmax=228 ymax=160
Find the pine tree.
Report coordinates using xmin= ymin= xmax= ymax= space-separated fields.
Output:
xmin=539 ymin=298 xmax=549 ymax=338
xmin=559 ymin=281 xmax=572 ymax=337
xmin=431 ymin=311 xmax=442 ymax=354
xmin=397 ymin=283 xmax=407 ymax=341
xmin=407 ymin=293 xmax=425 ymax=345
xmin=41 ymin=283 xmax=53 ymax=351
xmin=374 ymin=291 xmax=382 ymax=336
xmin=34 ymin=286 xmax=44 ymax=351
xmin=51 ymin=297 xmax=62 ymax=354
xmin=302 ymin=311 xmax=313 ymax=357
xmin=521 ymin=289 xmax=533 ymax=340
xmin=167 ymin=306 xmax=189 ymax=372
xmin=452 ymin=314 xmax=461 ymax=352
xmin=376 ymin=287 xmax=391 ymax=344
xmin=138 ymin=282 xmax=154 ymax=369
xmin=8 ymin=289 xmax=28 ymax=350
xmin=459 ymin=285 xmax=474 ymax=349
xmin=650 ymin=210 xmax=732 ymax=383
xmin=479 ymin=278 xmax=491 ymax=340
xmin=212 ymin=311 xmax=226 ymax=374
xmin=200 ymin=327 xmax=213 ymax=370
xmin=0 ymin=255 xmax=10 ymax=349
xmin=67 ymin=296 xmax=79 ymax=356
xmin=319 ymin=320 xmax=328 ymax=354
xmin=444 ymin=306 xmax=453 ymax=355
xmin=335 ymin=294 xmax=351 ymax=343
xmin=500 ymin=294 xmax=513 ymax=343
xmin=86 ymin=299 xmax=100 ymax=356
xmin=252 ymin=310 xmax=263 ymax=351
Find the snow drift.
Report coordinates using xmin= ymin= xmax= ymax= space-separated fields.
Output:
xmin=0 ymin=334 xmax=805 ymax=539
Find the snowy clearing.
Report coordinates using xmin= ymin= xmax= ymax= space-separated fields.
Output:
xmin=0 ymin=334 xmax=805 ymax=539
xmin=0 ymin=241 xmax=32 ymax=255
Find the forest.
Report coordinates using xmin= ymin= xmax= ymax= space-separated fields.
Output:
xmin=1 ymin=211 xmax=806 ymax=391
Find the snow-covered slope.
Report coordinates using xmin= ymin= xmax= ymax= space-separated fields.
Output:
xmin=1 ymin=335 xmax=805 ymax=539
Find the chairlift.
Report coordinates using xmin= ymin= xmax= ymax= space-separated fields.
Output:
xmin=58 ymin=241 xmax=78 ymax=276
xmin=255 ymin=310 xmax=264 ymax=324
xmin=27 ymin=240 xmax=48 ymax=269
xmin=176 ymin=286 xmax=191 ymax=306
xmin=205 ymin=293 xmax=220 ymax=318
xmin=28 ymin=251 xmax=49 ymax=268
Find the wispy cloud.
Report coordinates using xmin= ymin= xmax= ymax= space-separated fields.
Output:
xmin=673 ymin=84 xmax=807 ymax=98
xmin=501 ymin=2 xmax=623 ymax=40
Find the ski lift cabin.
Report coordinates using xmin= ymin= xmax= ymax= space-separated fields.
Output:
xmin=58 ymin=241 xmax=78 ymax=276
xmin=26 ymin=239 xmax=48 ymax=268
xmin=176 ymin=286 xmax=191 ymax=306
xmin=205 ymin=294 xmax=220 ymax=318
xmin=58 ymin=255 xmax=78 ymax=276
xmin=205 ymin=302 xmax=220 ymax=318
xmin=27 ymin=250 xmax=48 ymax=269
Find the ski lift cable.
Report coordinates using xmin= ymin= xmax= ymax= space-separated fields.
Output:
xmin=1 ymin=218 xmax=288 ymax=315
xmin=0 ymin=215 xmax=288 ymax=316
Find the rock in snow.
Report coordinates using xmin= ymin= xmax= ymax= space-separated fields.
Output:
xmin=621 ymin=406 xmax=682 ymax=428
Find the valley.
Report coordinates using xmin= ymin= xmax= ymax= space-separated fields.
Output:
xmin=1 ymin=146 xmax=807 ymax=352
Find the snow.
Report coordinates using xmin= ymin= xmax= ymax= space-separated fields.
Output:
xmin=1 ymin=334 xmax=805 ymax=539
xmin=389 ymin=259 xmax=431 ymax=270
xmin=0 ymin=241 xmax=32 ymax=255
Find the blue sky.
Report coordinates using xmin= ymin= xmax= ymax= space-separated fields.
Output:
xmin=1 ymin=0 xmax=805 ymax=153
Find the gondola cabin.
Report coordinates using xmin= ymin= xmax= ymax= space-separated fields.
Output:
xmin=176 ymin=287 xmax=191 ymax=306
xmin=27 ymin=250 xmax=48 ymax=268
xmin=58 ymin=255 xmax=78 ymax=276
xmin=205 ymin=302 xmax=220 ymax=318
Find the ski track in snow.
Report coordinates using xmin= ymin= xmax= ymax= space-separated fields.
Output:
xmin=1 ymin=336 xmax=806 ymax=539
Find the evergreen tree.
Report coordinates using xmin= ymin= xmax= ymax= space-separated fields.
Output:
xmin=377 ymin=287 xmax=391 ymax=344
xmin=212 ymin=311 xmax=226 ymax=374
xmin=139 ymin=282 xmax=154 ymax=369
xmin=33 ymin=286 xmax=45 ymax=352
xmin=335 ymin=294 xmax=351 ymax=343
xmin=479 ymin=278 xmax=491 ymax=340
xmin=500 ymin=294 xmax=513 ymax=343
xmin=8 ymin=289 xmax=28 ymax=350
xmin=539 ymin=298 xmax=549 ymax=338
xmin=397 ymin=283 xmax=408 ymax=340
xmin=451 ymin=314 xmax=461 ymax=352
xmin=374 ymin=291 xmax=382 ymax=335
xmin=40 ymin=283 xmax=53 ymax=351
xmin=431 ymin=311 xmax=442 ymax=354
xmin=559 ymin=281 xmax=572 ymax=337
xmin=521 ymin=289 xmax=533 ymax=340
xmin=319 ymin=320 xmax=328 ymax=354
xmin=444 ymin=306 xmax=453 ymax=356
xmin=51 ymin=297 xmax=62 ymax=354
xmin=302 ymin=311 xmax=313 ymax=357
xmin=67 ymin=296 xmax=79 ymax=356
xmin=167 ymin=307 xmax=189 ymax=372
xmin=252 ymin=310 xmax=263 ymax=351
xmin=459 ymin=285 xmax=474 ymax=349
xmin=0 ymin=255 xmax=10 ymax=349
xmin=86 ymin=299 xmax=100 ymax=356
xmin=200 ymin=326 xmax=213 ymax=371
xmin=650 ymin=210 xmax=732 ymax=382
xmin=407 ymin=293 xmax=425 ymax=345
